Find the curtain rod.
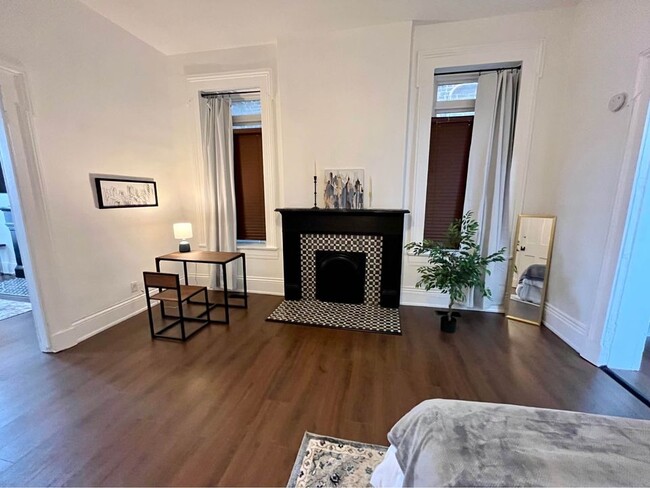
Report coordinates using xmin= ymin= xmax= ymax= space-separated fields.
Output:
xmin=201 ymin=90 xmax=260 ymax=98
xmin=435 ymin=66 xmax=521 ymax=77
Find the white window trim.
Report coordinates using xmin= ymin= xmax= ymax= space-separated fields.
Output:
xmin=404 ymin=41 xmax=544 ymax=255
xmin=186 ymin=70 xmax=280 ymax=252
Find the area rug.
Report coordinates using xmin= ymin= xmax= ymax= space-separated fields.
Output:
xmin=0 ymin=278 xmax=29 ymax=298
xmin=0 ymin=298 xmax=31 ymax=321
xmin=267 ymin=299 xmax=401 ymax=335
xmin=287 ymin=432 xmax=387 ymax=488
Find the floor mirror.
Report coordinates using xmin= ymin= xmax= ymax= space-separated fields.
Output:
xmin=506 ymin=215 xmax=556 ymax=326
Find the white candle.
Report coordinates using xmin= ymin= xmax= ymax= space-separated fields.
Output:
xmin=314 ymin=160 xmax=317 ymax=177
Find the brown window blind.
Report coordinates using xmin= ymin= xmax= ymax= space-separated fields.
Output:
xmin=233 ymin=128 xmax=266 ymax=241
xmin=423 ymin=116 xmax=474 ymax=242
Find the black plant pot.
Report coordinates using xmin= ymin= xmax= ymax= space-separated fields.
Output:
xmin=440 ymin=315 xmax=457 ymax=333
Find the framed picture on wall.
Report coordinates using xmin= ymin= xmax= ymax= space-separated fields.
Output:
xmin=323 ymin=169 xmax=365 ymax=209
xmin=95 ymin=177 xmax=158 ymax=209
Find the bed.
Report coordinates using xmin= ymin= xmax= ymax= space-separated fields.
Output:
xmin=370 ymin=399 xmax=650 ymax=487
xmin=515 ymin=264 xmax=546 ymax=305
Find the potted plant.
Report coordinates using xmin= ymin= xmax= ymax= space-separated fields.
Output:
xmin=405 ymin=212 xmax=506 ymax=333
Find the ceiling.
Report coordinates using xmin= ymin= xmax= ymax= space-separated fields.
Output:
xmin=79 ymin=0 xmax=577 ymax=55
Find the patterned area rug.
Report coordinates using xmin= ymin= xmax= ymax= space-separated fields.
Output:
xmin=287 ymin=432 xmax=387 ymax=488
xmin=267 ymin=299 xmax=401 ymax=335
xmin=0 ymin=298 xmax=31 ymax=321
xmin=0 ymin=278 xmax=29 ymax=298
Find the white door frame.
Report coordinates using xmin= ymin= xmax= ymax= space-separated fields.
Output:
xmin=582 ymin=48 xmax=650 ymax=366
xmin=0 ymin=60 xmax=55 ymax=351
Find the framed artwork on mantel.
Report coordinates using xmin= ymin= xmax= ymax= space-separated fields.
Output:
xmin=323 ymin=169 xmax=365 ymax=209
xmin=95 ymin=177 xmax=158 ymax=209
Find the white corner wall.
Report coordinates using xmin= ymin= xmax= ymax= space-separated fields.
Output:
xmin=551 ymin=0 xmax=650 ymax=363
xmin=402 ymin=8 xmax=574 ymax=309
xmin=0 ymin=0 xmax=188 ymax=351
xmin=2 ymin=0 xmax=644 ymax=360
xmin=404 ymin=2 xmax=650 ymax=365
xmin=169 ymin=24 xmax=413 ymax=297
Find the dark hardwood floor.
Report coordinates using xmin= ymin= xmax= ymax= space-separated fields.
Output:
xmin=0 ymin=294 xmax=648 ymax=486
xmin=610 ymin=337 xmax=650 ymax=404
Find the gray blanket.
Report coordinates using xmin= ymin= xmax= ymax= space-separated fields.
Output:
xmin=388 ymin=399 xmax=650 ymax=487
xmin=519 ymin=264 xmax=546 ymax=283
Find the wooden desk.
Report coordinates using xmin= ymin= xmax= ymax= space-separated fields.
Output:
xmin=155 ymin=251 xmax=247 ymax=324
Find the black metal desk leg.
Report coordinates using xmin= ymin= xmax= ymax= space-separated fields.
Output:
xmin=242 ymin=255 xmax=248 ymax=308
xmin=222 ymin=263 xmax=230 ymax=324
xmin=183 ymin=261 xmax=189 ymax=285
xmin=155 ymin=258 xmax=165 ymax=317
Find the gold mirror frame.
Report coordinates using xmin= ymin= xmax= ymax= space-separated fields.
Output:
xmin=505 ymin=214 xmax=556 ymax=326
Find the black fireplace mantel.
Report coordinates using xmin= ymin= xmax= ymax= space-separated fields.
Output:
xmin=276 ymin=208 xmax=409 ymax=308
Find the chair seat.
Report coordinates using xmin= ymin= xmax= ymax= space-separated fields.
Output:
xmin=149 ymin=285 xmax=206 ymax=302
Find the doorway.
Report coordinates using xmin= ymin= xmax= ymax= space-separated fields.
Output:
xmin=0 ymin=162 xmax=32 ymax=318
xmin=0 ymin=63 xmax=50 ymax=351
xmin=599 ymin=47 xmax=650 ymax=404
xmin=603 ymin=101 xmax=650 ymax=405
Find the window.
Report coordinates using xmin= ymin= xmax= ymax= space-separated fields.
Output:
xmin=231 ymin=96 xmax=266 ymax=242
xmin=424 ymin=75 xmax=478 ymax=242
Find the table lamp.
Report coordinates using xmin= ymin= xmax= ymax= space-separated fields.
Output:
xmin=173 ymin=222 xmax=193 ymax=252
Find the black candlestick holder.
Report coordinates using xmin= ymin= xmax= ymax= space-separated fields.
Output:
xmin=312 ymin=175 xmax=318 ymax=209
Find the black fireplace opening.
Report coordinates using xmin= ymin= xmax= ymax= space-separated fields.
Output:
xmin=315 ymin=250 xmax=366 ymax=304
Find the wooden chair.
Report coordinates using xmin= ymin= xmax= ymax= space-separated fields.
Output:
xmin=143 ymin=271 xmax=211 ymax=341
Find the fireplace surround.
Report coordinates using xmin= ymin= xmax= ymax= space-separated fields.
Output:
xmin=276 ymin=208 xmax=409 ymax=308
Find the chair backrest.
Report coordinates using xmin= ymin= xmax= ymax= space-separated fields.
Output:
xmin=143 ymin=271 xmax=180 ymax=290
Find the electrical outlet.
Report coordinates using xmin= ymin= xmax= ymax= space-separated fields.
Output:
xmin=130 ymin=281 xmax=139 ymax=293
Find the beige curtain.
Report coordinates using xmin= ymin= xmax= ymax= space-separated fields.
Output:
xmin=200 ymin=96 xmax=239 ymax=289
xmin=465 ymin=69 xmax=520 ymax=310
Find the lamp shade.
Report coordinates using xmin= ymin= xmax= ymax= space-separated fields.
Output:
xmin=173 ymin=222 xmax=193 ymax=240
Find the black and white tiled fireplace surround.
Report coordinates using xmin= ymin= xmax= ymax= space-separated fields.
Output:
xmin=268 ymin=209 xmax=409 ymax=335
xmin=300 ymin=233 xmax=383 ymax=306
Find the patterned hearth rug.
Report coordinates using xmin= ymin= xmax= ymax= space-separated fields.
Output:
xmin=0 ymin=298 xmax=32 ymax=321
xmin=287 ymin=432 xmax=387 ymax=488
xmin=0 ymin=278 xmax=29 ymax=298
xmin=267 ymin=299 xmax=401 ymax=335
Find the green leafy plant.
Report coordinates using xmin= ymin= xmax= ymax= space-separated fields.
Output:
xmin=405 ymin=212 xmax=506 ymax=321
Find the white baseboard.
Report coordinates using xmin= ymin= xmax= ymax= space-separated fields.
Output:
xmin=49 ymin=293 xmax=147 ymax=352
xmin=542 ymin=303 xmax=588 ymax=353
xmin=400 ymin=286 xmax=449 ymax=308
xmin=400 ymin=286 xmax=504 ymax=313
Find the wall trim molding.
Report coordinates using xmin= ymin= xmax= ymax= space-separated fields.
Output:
xmin=0 ymin=62 xmax=58 ymax=351
xmin=582 ymin=47 xmax=650 ymax=365
xmin=186 ymin=69 xmax=281 ymax=252
xmin=405 ymin=38 xmax=545 ymax=247
xmin=49 ymin=294 xmax=147 ymax=352
xmin=543 ymin=302 xmax=588 ymax=355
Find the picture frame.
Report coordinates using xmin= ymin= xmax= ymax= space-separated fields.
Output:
xmin=323 ymin=168 xmax=365 ymax=209
xmin=95 ymin=177 xmax=158 ymax=209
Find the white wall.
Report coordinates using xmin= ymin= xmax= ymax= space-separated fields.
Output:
xmin=3 ymin=0 xmax=644 ymax=359
xmin=169 ymin=24 xmax=413 ymax=296
xmin=552 ymin=0 xmax=650 ymax=362
xmin=168 ymin=44 xmax=284 ymax=295
xmin=402 ymin=9 xmax=574 ymax=309
xmin=276 ymin=22 xmax=413 ymax=209
xmin=403 ymin=2 xmax=650 ymax=363
xmin=0 ymin=0 xmax=187 ymax=350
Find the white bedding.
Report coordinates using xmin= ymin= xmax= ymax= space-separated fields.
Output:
xmin=370 ymin=445 xmax=404 ymax=487
xmin=515 ymin=278 xmax=542 ymax=304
